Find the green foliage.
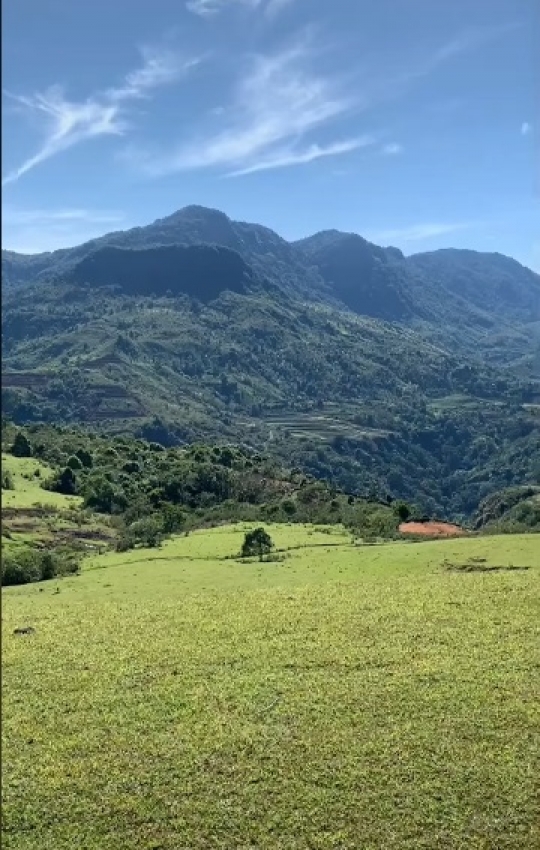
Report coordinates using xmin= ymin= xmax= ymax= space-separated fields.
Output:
xmin=47 ymin=466 xmax=78 ymax=495
xmin=67 ymin=454 xmax=83 ymax=470
xmin=475 ymin=485 xmax=540 ymax=533
xmin=11 ymin=431 xmax=32 ymax=458
xmin=2 ymin=206 xmax=538 ymax=522
xmin=117 ymin=516 xmax=163 ymax=551
xmin=241 ymin=527 xmax=274 ymax=560
xmin=83 ymin=475 xmax=127 ymax=514
xmin=1 ymin=547 xmax=79 ymax=586
xmin=75 ymin=448 xmax=93 ymax=468
xmin=395 ymin=501 xmax=412 ymax=522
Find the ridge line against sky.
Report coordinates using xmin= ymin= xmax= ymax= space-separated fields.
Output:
xmin=1 ymin=0 xmax=538 ymax=268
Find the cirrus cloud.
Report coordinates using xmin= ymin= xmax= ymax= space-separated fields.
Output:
xmin=2 ymin=46 xmax=203 ymax=186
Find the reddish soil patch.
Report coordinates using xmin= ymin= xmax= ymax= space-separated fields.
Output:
xmin=399 ymin=521 xmax=467 ymax=538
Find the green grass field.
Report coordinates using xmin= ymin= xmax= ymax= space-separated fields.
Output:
xmin=1 ymin=454 xmax=113 ymax=557
xmin=1 ymin=454 xmax=82 ymax=510
xmin=2 ymin=524 xmax=539 ymax=849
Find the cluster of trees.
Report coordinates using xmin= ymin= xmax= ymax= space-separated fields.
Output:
xmin=2 ymin=421 xmax=413 ymax=573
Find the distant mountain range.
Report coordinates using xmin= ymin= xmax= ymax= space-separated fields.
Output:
xmin=4 ymin=204 xmax=540 ymax=372
xmin=2 ymin=205 xmax=540 ymax=518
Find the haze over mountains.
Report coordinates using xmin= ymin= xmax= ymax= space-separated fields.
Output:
xmin=2 ymin=205 xmax=540 ymax=519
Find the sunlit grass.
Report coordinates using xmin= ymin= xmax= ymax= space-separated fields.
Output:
xmin=1 ymin=454 xmax=81 ymax=510
xmin=2 ymin=526 xmax=539 ymax=849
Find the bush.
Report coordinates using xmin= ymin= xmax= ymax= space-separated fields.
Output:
xmin=282 ymin=499 xmax=297 ymax=516
xmin=48 ymin=466 xmax=78 ymax=495
xmin=75 ymin=448 xmax=93 ymax=468
xmin=67 ymin=454 xmax=83 ymax=471
xmin=116 ymin=516 xmax=163 ymax=551
xmin=1 ymin=549 xmax=80 ymax=586
xmin=241 ymin=527 xmax=274 ymax=561
xmin=395 ymin=501 xmax=412 ymax=522
xmin=11 ymin=432 xmax=32 ymax=458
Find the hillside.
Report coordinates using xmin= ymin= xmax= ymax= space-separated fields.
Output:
xmin=2 ymin=205 xmax=540 ymax=519
xmin=295 ymin=231 xmax=540 ymax=372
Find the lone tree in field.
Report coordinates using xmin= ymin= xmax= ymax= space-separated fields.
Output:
xmin=11 ymin=432 xmax=32 ymax=458
xmin=241 ymin=527 xmax=274 ymax=561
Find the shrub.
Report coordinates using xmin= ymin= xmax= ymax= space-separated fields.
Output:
xmin=282 ymin=499 xmax=297 ymax=516
xmin=117 ymin=516 xmax=163 ymax=551
xmin=75 ymin=448 xmax=93 ymax=468
xmin=241 ymin=527 xmax=274 ymax=561
xmin=395 ymin=501 xmax=412 ymax=522
xmin=1 ymin=549 xmax=79 ymax=586
xmin=48 ymin=466 xmax=78 ymax=495
xmin=67 ymin=454 xmax=83 ymax=471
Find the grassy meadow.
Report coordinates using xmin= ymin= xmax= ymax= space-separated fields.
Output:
xmin=2 ymin=523 xmax=539 ymax=849
xmin=1 ymin=454 xmax=114 ymax=558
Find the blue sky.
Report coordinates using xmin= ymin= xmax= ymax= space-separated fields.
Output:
xmin=2 ymin=0 xmax=539 ymax=269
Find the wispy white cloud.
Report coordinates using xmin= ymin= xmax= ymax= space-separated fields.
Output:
xmin=381 ymin=142 xmax=402 ymax=156
xmin=381 ymin=21 xmax=523 ymax=100
xmin=186 ymin=0 xmax=261 ymax=16
xmin=265 ymin=0 xmax=297 ymax=17
xmin=2 ymin=89 xmax=123 ymax=186
xmin=2 ymin=208 xmax=126 ymax=254
xmin=366 ymin=222 xmax=472 ymax=244
xmin=125 ymin=39 xmax=363 ymax=178
xmin=431 ymin=21 xmax=522 ymax=64
xmin=227 ymin=137 xmax=372 ymax=176
xmin=521 ymin=121 xmax=531 ymax=136
xmin=107 ymin=47 xmax=202 ymax=102
xmin=2 ymin=206 xmax=124 ymax=226
xmin=2 ymin=46 xmax=201 ymax=186
xmin=186 ymin=0 xmax=293 ymax=17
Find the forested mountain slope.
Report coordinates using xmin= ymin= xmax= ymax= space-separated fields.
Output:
xmin=2 ymin=205 xmax=539 ymax=518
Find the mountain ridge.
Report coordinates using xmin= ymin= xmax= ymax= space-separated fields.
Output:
xmin=2 ymin=204 xmax=539 ymax=519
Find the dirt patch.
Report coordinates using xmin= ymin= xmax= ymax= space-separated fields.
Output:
xmin=57 ymin=529 xmax=113 ymax=543
xmin=399 ymin=521 xmax=467 ymax=537
xmin=2 ymin=507 xmax=53 ymax=520
xmin=443 ymin=557 xmax=530 ymax=573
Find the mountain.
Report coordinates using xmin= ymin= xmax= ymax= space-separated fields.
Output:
xmin=65 ymin=244 xmax=262 ymax=301
xmin=2 ymin=205 xmax=539 ymax=519
xmin=293 ymin=230 xmax=414 ymax=322
xmin=294 ymin=231 xmax=540 ymax=373
xmin=2 ymin=205 xmax=331 ymax=303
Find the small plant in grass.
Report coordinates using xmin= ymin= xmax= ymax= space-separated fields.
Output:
xmin=241 ymin=527 xmax=274 ymax=561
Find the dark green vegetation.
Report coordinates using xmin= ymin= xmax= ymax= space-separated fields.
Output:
xmin=3 ymin=205 xmax=540 ymax=520
xmin=474 ymin=484 xmax=540 ymax=533
xmin=241 ymin=526 xmax=275 ymax=560
xmin=1 ymin=419 xmax=409 ymax=585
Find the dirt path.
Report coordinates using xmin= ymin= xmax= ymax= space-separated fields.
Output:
xmin=399 ymin=521 xmax=467 ymax=537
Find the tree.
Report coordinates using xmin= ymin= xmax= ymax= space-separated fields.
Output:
xmin=395 ymin=501 xmax=411 ymax=522
xmin=11 ymin=432 xmax=32 ymax=458
xmin=67 ymin=454 xmax=83 ymax=471
xmin=53 ymin=467 xmax=77 ymax=495
xmin=241 ymin=527 xmax=274 ymax=561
